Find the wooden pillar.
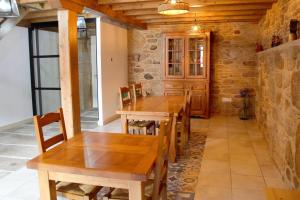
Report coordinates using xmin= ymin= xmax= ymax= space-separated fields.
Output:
xmin=58 ymin=10 xmax=81 ymax=138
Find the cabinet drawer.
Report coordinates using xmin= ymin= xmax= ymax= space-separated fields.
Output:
xmin=164 ymin=90 xmax=184 ymax=96
xmin=190 ymin=83 xmax=206 ymax=90
xmin=165 ymin=82 xmax=184 ymax=89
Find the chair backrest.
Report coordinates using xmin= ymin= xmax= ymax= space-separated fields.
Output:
xmin=132 ymin=83 xmax=143 ymax=101
xmin=33 ymin=108 xmax=68 ymax=153
xmin=152 ymin=119 xmax=172 ymax=200
xmin=186 ymin=89 xmax=192 ymax=116
xmin=119 ymin=86 xmax=132 ymax=109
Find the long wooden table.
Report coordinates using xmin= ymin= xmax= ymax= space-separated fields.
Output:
xmin=27 ymin=132 xmax=159 ymax=200
xmin=116 ymin=96 xmax=184 ymax=162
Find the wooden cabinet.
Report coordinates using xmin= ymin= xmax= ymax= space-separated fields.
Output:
xmin=163 ymin=32 xmax=211 ymax=118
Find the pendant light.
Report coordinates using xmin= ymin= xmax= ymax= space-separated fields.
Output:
xmin=191 ymin=13 xmax=200 ymax=32
xmin=158 ymin=0 xmax=189 ymax=15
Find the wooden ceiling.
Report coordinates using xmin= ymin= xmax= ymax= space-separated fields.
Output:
xmin=19 ymin=0 xmax=276 ymax=29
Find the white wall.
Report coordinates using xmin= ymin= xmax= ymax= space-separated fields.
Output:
xmin=97 ymin=18 xmax=128 ymax=125
xmin=0 ymin=27 xmax=32 ymax=127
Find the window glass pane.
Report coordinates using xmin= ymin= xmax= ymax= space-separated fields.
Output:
xmin=167 ymin=38 xmax=183 ymax=76
xmin=34 ymin=58 xmax=60 ymax=88
xmin=33 ymin=30 xmax=58 ymax=56
xmin=41 ymin=90 xmax=61 ymax=115
xmin=188 ymin=37 xmax=205 ymax=76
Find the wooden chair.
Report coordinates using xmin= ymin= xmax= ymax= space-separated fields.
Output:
xmin=33 ymin=108 xmax=102 ymax=200
xmin=131 ymin=82 xmax=143 ymax=101
xmin=103 ymin=119 xmax=172 ymax=200
xmin=119 ymin=86 xmax=155 ymax=135
xmin=177 ymin=89 xmax=192 ymax=155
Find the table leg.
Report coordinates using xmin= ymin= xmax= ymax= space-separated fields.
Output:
xmin=121 ymin=115 xmax=128 ymax=134
xmin=128 ymin=181 xmax=144 ymax=200
xmin=38 ymin=171 xmax=57 ymax=200
xmin=169 ymin=115 xmax=177 ymax=162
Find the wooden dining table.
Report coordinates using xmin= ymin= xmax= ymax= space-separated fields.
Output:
xmin=116 ymin=96 xmax=184 ymax=162
xmin=27 ymin=132 xmax=159 ymax=200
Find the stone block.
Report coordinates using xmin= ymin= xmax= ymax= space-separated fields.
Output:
xmin=291 ymin=71 xmax=300 ymax=110
xmin=296 ymin=123 xmax=300 ymax=177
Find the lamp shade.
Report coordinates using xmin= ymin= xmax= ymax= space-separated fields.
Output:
xmin=158 ymin=0 xmax=189 ymax=15
xmin=0 ymin=0 xmax=19 ymax=17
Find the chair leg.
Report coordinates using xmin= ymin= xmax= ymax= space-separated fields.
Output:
xmin=143 ymin=127 xmax=147 ymax=135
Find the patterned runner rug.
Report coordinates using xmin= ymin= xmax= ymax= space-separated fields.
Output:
xmin=168 ymin=132 xmax=207 ymax=200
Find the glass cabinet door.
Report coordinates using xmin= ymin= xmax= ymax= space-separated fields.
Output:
xmin=187 ymin=37 xmax=206 ymax=78
xmin=166 ymin=37 xmax=185 ymax=78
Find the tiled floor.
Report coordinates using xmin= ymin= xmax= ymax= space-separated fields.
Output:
xmin=193 ymin=116 xmax=287 ymax=200
xmin=0 ymin=114 xmax=287 ymax=200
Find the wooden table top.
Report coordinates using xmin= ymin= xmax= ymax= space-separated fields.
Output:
xmin=116 ymin=96 xmax=184 ymax=116
xmin=27 ymin=132 xmax=159 ymax=181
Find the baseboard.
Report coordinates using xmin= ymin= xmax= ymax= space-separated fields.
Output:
xmin=0 ymin=118 xmax=33 ymax=131
xmin=103 ymin=114 xmax=120 ymax=125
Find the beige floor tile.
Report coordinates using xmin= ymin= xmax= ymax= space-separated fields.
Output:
xmin=264 ymin=177 xmax=288 ymax=188
xmin=203 ymin=150 xmax=229 ymax=161
xmin=231 ymin=161 xmax=262 ymax=176
xmin=206 ymin=129 xmax=228 ymax=139
xmin=260 ymin=164 xmax=282 ymax=178
xmin=195 ymin=186 xmax=231 ymax=200
xmin=255 ymin=151 xmax=274 ymax=165
xmin=197 ymin=173 xmax=231 ymax=188
xmin=230 ymin=153 xmax=258 ymax=164
xmin=231 ymin=174 xmax=266 ymax=190
xmin=229 ymin=146 xmax=255 ymax=155
xmin=232 ymin=188 xmax=266 ymax=200
xmin=200 ymin=159 xmax=230 ymax=175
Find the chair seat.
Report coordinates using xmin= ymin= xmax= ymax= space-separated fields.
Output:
xmin=108 ymin=182 xmax=153 ymax=200
xmin=137 ymin=121 xmax=154 ymax=128
xmin=128 ymin=121 xmax=154 ymax=129
xmin=56 ymin=181 xmax=101 ymax=196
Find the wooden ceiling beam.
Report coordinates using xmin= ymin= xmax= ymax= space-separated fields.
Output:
xmin=102 ymin=0 xmax=275 ymax=5
xmin=112 ymin=0 xmax=275 ymax=10
xmin=24 ymin=9 xmax=57 ymax=19
xmin=144 ymin=15 xmax=262 ymax=23
xmin=47 ymin=0 xmax=146 ymax=29
xmin=20 ymin=0 xmax=147 ymax=29
xmin=99 ymin=0 xmax=158 ymax=5
xmin=123 ymin=3 xmax=272 ymax=15
xmin=147 ymin=20 xmax=258 ymax=28
xmin=135 ymin=10 xmax=266 ymax=20
xmin=147 ymin=19 xmax=259 ymax=25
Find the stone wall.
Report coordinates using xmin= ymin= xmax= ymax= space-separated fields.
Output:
xmin=128 ymin=30 xmax=164 ymax=96
xmin=259 ymin=0 xmax=300 ymax=49
xmin=128 ymin=23 xmax=258 ymax=115
xmin=256 ymin=40 xmax=300 ymax=188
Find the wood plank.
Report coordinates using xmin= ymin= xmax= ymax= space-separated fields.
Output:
xmin=123 ymin=3 xmax=272 ymax=15
xmin=24 ymin=10 xmax=57 ymax=19
xmin=112 ymin=1 xmax=275 ymax=10
xmin=99 ymin=0 xmax=158 ymax=4
xmin=29 ymin=16 xmax=58 ymax=23
xmin=144 ymin=15 xmax=262 ymax=23
xmin=49 ymin=0 xmax=146 ymax=29
xmin=27 ymin=132 xmax=159 ymax=181
xmin=58 ymin=10 xmax=81 ymax=139
xmin=19 ymin=0 xmax=47 ymax=4
xmin=102 ymin=0 xmax=275 ymax=5
xmin=135 ymin=10 xmax=266 ymax=20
